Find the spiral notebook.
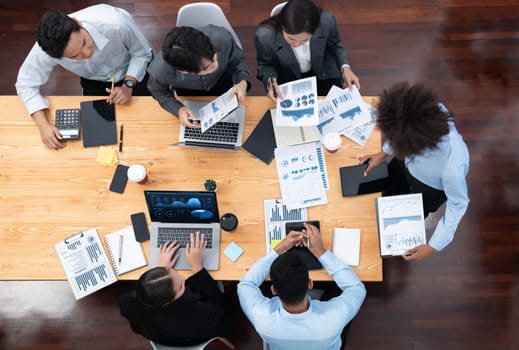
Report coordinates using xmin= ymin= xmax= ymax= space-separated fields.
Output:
xmin=104 ymin=226 xmax=147 ymax=275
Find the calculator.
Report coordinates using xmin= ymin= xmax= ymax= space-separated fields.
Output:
xmin=55 ymin=108 xmax=81 ymax=140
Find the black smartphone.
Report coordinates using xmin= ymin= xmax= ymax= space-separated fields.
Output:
xmin=131 ymin=212 xmax=150 ymax=242
xmin=109 ymin=164 xmax=129 ymax=193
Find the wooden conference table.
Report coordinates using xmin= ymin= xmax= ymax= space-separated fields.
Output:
xmin=0 ymin=95 xmax=382 ymax=282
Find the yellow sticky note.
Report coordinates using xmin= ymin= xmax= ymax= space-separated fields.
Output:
xmin=96 ymin=146 xmax=118 ymax=166
xmin=271 ymin=239 xmax=282 ymax=249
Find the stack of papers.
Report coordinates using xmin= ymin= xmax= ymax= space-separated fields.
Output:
xmin=316 ymin=85 xmax=375 ymax=145
xmin=96 ymin=146 xmax=118 ymax=166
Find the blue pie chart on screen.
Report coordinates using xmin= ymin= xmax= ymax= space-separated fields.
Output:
xmin=191 ymin=210 xmax=213 ymax=219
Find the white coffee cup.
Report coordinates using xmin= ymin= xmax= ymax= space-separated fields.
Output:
xmin=127 ymin=164 xmax=148 ymax=184
xmin=322 ymin=132 xmax=342 ymax=153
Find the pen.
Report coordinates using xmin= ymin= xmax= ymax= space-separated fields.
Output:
xmin=268 ymin=73 xmax=277 ymax=98
xmin=118 ymin=234 xmax=124 ymax=265
xmin=119 ymin=123 xmax=124 ymax=152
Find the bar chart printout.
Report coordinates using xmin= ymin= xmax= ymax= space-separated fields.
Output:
xmin=54 ymin=228 xmax=117 ymax=299
xmin=264 ymin=199 xmax=307 ymax=253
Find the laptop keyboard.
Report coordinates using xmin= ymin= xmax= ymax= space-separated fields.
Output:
xmin=184 ymin=122 xmax=239 ymax=143
xmin=157 ymin=227 xmax=213 ymax=248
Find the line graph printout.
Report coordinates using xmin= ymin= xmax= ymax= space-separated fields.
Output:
xmin=375 ymin=193 xmax=426 ymax=257
xmin=275 ymin=141 xmax=329 ymax=210
xmin=55 ymin=228 xmax=117 ymax=299
xmin=264 ymin=199 xmax=308 ymax=254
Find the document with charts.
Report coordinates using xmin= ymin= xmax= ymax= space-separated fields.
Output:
xmin=375 ymin=193 xmax=426 ymax=257
xmin=316 ymin=85 xmax=374 ymax=145
xmin=274 ymin=141 xmax=329 ymax=210
xmin=54 ymin=228 xmax=117 ymax=299
xmin=199 ymin=88 xmax=239 ymax=133
xmin=276 ymin=76 xmax=318 ymax=126
xmin=264 ymin=199 xmax=308 ymax=254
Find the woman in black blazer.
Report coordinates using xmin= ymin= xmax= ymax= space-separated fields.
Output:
xmin=255 ymin=0 xmax=360 ymax=100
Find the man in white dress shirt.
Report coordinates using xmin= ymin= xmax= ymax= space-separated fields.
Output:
xmin=15 ymin=4 xmax=153 ymax=149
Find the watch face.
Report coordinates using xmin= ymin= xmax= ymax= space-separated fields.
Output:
xmin=124 ymin=80 xmax=135 ymax=88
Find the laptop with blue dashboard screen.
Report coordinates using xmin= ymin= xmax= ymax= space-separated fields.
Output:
xmin=144 ymin=190 xmax=220 ymax=270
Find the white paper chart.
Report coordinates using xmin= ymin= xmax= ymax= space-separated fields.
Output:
xmin=376 ymin=193 xmax=426 ymax=256
xmin=55 ymin=228 xmax=117 ymax=299
xmin=264 ymin=199 xmax=307 ymax=253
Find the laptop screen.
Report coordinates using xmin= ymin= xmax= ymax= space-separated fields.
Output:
xmin=144 ymin=191 xmax=220 ymax=223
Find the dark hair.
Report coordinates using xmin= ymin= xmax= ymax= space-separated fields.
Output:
xmin=36 ymin=11 xmax=81 ymax=59
xmin=162 ymin=26 xmax=216 ymax=73
xmin=136 ymin=267 xmax=174 ymax=308
xmin=270 ymin=251 xmax=309 ymax=305
xmin=376 ymin=82 xmax=450 ymax=160
xmin=261 ymin=0 xmax=321 ymax=34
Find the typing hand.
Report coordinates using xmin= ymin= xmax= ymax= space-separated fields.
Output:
xmin=178 ymin=107 xmax=201 ymax=128
xmin=157 ymin=241 xmax=180 ymax=267
xmin=185 ymin=232 xmax=207 ymax=273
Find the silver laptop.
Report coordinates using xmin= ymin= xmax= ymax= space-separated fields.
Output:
xmin=145 ymin=190 xmax=221 ymax=270
xmin=179 ymin=100 xmax=246 ymax=150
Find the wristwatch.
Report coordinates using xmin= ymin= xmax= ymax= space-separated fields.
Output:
xmin=123 ymin=79 xmax=136 ymax=89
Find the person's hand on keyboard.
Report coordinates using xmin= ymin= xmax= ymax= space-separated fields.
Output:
xmin=158 ymin=241 xmax=180 ymax=268
xmin=186 ymin=232 xmax=207 ymax=273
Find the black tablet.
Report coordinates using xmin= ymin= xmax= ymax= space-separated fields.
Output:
xmin=80 ymin=99 xmax=117 ymax=148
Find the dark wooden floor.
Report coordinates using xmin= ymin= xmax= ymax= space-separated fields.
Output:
xmin=1 ymin=1 xmax=518 ymax=349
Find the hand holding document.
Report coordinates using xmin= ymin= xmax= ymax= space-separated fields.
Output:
xmin=198 ymin=88 xmax=239 ymax=133
xmin=276 ymin=77 xmax=318 ymax=127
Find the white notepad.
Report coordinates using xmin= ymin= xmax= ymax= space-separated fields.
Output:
xmin=332 ymin=228 xmax=361 ymax=266
xmin=104 ymin=226 xmax=147 ymax=275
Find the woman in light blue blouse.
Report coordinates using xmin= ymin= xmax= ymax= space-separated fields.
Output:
xmin=360 ymin=82 xmax=469 ymax=261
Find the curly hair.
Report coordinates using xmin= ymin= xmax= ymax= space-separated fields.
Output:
xmin=376 ymin=82 xmax=450 ymax=159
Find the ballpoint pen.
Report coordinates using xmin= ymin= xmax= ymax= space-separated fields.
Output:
xmin=118 ymin=234 xmax=124 ymax=265
xmin=119 ymin=123 xmax=124 ymax=152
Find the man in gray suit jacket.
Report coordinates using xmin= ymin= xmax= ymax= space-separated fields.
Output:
xmin=148 ymin=25 xmax=251 ymax=128
xmin=255 ymin=0 xmax=359 ymax=100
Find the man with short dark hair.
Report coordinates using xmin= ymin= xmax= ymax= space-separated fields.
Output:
xmin=147 ymin=26 xmax=251 ymax=128
xmin=119 ymin=233 xmax=232 ymax=346
xmin=360 ymin=82 xmax=470 ymax=262
xmin=15 ymin=4 xmax=153 ymax=149
xmin=237 ymin=223 xmax=366 ymax=350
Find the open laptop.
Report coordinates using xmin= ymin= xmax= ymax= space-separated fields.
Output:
xmin=179 ymin=100 xmax=246 ymax=150
xmin=144 ymin=190 xmax=221 ymax=270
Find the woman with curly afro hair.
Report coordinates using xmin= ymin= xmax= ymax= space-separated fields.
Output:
xmin=360 ymin=82 xmax=469 ymax=262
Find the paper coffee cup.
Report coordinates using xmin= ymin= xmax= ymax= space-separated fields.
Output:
xmin=127 ymin=164 xmax=148 ymax=184
xmin=323 ymin=132 xmax=342 ymax=153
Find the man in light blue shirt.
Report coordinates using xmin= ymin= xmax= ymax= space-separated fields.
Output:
xmin=360 ymin=82 xmax=470 ymax=261
xmin=15 ymin=4 xmax=153 ymax=149
xmin=238 ymin=223 xmax=366 ymax=350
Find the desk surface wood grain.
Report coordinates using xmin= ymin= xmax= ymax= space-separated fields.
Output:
xmin=0 ymin=95 xmax=382 ymax=281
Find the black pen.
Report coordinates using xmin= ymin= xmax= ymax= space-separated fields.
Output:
xmin=119 ymin=124 xmax=123 ymax=152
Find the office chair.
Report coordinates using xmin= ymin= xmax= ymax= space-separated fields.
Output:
xmin=176 ymin=2 xmax=242 ymax=49
xmin=270 ymin=2 xmax=287 ymax=16
xmin=150 ymin=337 xmax=235 ymax=350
